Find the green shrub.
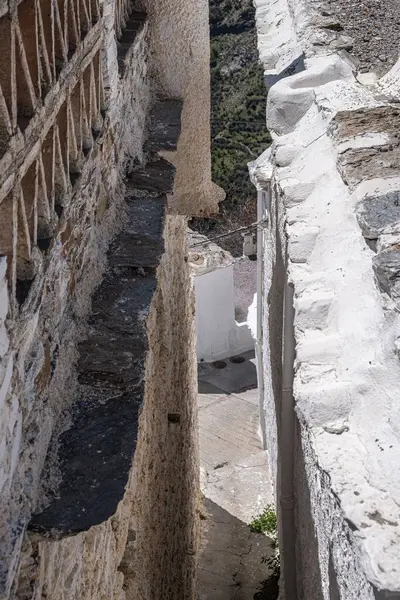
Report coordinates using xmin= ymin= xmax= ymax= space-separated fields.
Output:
xmin=249 ymin=505 xmax=278 ymax=537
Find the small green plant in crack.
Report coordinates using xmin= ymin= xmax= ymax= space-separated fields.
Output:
xmin=250 ymin=506 xmax=280 ymax=599
xmin=249 ymin=505 xmax=277 ymax=537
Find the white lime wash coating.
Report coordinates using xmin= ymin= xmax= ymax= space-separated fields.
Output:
xmin=189 ymin=232 xmax=253 ymax=362
xmin=251 ymin=0 xmax=400 ymax=597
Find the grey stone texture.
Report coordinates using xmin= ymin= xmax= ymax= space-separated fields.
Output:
xmin=324 ymin=0 xmax=400 ymax=75
xmin=197 ymin=353 xmax=276 ymax=600
xmin=332 ymin=107 xmax=400 ymax=191
xmin=0 ymin=0 xmax=213 ymax=595
xmin=373 ymin=248 xmax=400 ymax=301
xmin=356 ymin=192 xmax=400 ymax=240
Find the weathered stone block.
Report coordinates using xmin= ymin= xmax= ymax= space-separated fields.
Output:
xmin=128 ymin=157 xmax=176 ymax=195
xmin=144 ymin=99 xmax=183 ymax=153
xmin=356 ymin=191 xmax=400 ymax=240
xmin=372 ymin=248 xmax=400 ymax=300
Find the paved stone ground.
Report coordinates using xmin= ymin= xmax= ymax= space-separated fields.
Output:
xmin=197 ymin=351 xmax=276 ymax=600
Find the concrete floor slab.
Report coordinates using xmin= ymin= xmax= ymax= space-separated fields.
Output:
xmin=233 ymin=387 xmax=260 ymax=407
xmin=197 ymin=354 xmax=276 ymax=600
xmin=204 ymin=451 xmax=273 ymax=524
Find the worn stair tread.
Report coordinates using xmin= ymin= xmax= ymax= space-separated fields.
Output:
xmin=128 ymin=157 xmax=175 ymax=194
xmin=29 ymin=387 xmax=143 ymax=536
xmin=29 ymin=194 xmax=167 ymax=537
xmin=144 ymin=99 xmax=183 ymax=153
xmin=108 ymin=196 xmax=165 ymax=267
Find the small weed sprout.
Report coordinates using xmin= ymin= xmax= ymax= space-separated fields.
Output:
xmin=250 ymin=505 xmax=280 ymax=599
xmin=249 ymin=505 xmax=277 ymax=538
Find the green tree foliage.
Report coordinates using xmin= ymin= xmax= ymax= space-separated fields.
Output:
xmin=191 ymin=1 xmax=271 ymax=253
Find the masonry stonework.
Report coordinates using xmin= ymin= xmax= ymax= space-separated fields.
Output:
xmin=252 ymin=0 xmax=400 ymax=598
xmin=0 ymin=0 xmax=210 ymax=596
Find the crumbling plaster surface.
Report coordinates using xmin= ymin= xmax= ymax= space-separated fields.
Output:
xmin=252 ymin=0 xmax=400 ymax=597
xmin=142 ymin=0 xmax=225 ymax=216
xmin=16 ymin=216 xmax=199 ymax=600
xmin=0 ymin=10 xmax=151 ymax=597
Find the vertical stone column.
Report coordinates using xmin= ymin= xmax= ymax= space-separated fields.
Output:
xmin=143 ymin=0 xmax=225 ymax=216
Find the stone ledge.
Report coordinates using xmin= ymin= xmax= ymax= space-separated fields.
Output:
xmin=28 ymin=100 xmax=182 ymax=538
xmin=29 ymin=195 xmax=165 ymax=537
xmin=117 ymin=12 xmax=147 ymax=77
xmin=128 ymin=157 xmax=176 ymax=195
xmin=144 ymin=100 xmax=183 ymax=154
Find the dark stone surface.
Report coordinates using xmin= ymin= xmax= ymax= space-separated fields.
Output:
xmin=30 ymin=388 xmax=143 ymax=535
xmin=373 ymin=585 xmax=400 ymax=600
xmin=373 ymin=248 xmax=400 ymax=301
xmin=108 ymin=196 xmax=165 ymax=268
xmin=30 ymin=195 xmax=165 ymax=535
xmin=144 ymin=100 xmax=183 ymax=153
xmin=128 ymin=157 xmax=175 ymax=195
xmin=356 ymin=191 xmax=400 ymax=240
xmin=117 ymin=12 xmax=147 ymax=76
xmin=29 ymin=95 xmax=179 ymax=538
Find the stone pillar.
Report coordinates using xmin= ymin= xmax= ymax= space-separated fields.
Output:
xmin=143 ymin=0 xmax=225 ymax=216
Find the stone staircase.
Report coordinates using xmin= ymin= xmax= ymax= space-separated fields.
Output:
xmin=30 ymin=99 xmax=183 ymax=536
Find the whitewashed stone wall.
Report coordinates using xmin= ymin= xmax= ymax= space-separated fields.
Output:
xmin=252 ymin=0 xmax=400 ymax=598
xmin=0 ymin=0 xmax=214 ymax=595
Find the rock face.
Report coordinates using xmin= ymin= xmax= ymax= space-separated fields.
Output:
xmin=0 ymin=0 xmax=212 ymax=596
xmin=356 ymin=192 xmax=400 ymax=240
xmin=252 ymin=0 xmax=400 ymax=598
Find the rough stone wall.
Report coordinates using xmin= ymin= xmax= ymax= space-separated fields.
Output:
xmin=0 ymin=8 xmax=149 ymax=593
xmin=126 ymin=215 xmax=199 ymax=600
xmin=253 ymin=0 xmax=400 ymax=598
xmin=15 ymin=216 xmax=199 ymax=600
xmin=0 ymin=0 xmax=206 ymax=596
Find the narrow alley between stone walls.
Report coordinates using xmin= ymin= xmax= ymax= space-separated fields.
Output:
xmin=196 ymin=352 xmax=278 ymax=600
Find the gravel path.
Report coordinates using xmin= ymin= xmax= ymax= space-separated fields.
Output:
xmin=328 ymin=0 xmax=400 ymax=75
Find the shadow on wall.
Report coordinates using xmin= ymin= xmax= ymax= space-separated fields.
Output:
xmin=198 ymin=497 xmax=279 ymax=600
xmin=197 ymin=351 xmax=258 ymax=395
xmin=264 ymin=54 xmax=305 ymax=88
xmin=294 ymin=419 xmax=325 ymax=600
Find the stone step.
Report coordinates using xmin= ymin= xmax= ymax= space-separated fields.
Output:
xmin=29 ymin=101 xmax=182 ymax=538
xmin=30 ymin=195 xmax=165 ymax=537
xmin=108 ymin=195 xmax=165 ymax=268
xmin=127 ymin=157 xmax=176 ymax=195
xmin=144 ymin=99 xmax=184 ymax=154
xmin=29 ymin=385 xmax=144 ymax=534
xmin=117 ymin=11 xmax=147 ymax=76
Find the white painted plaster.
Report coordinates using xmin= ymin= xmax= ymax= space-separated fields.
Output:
xmin=282 ymin=95 xmax=400 ymax=594
xmin=254 ymin=0 xmax=302 ymax=80
xmin=194 ymin=265 xmax=253 ymax=363
xmin=190 ymin=233 xmax=254 ymax=362
xmin=247 ymin=294 xmax=257 ymax=340
xmin=253 ymin=0 xmax=400 ymax=595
